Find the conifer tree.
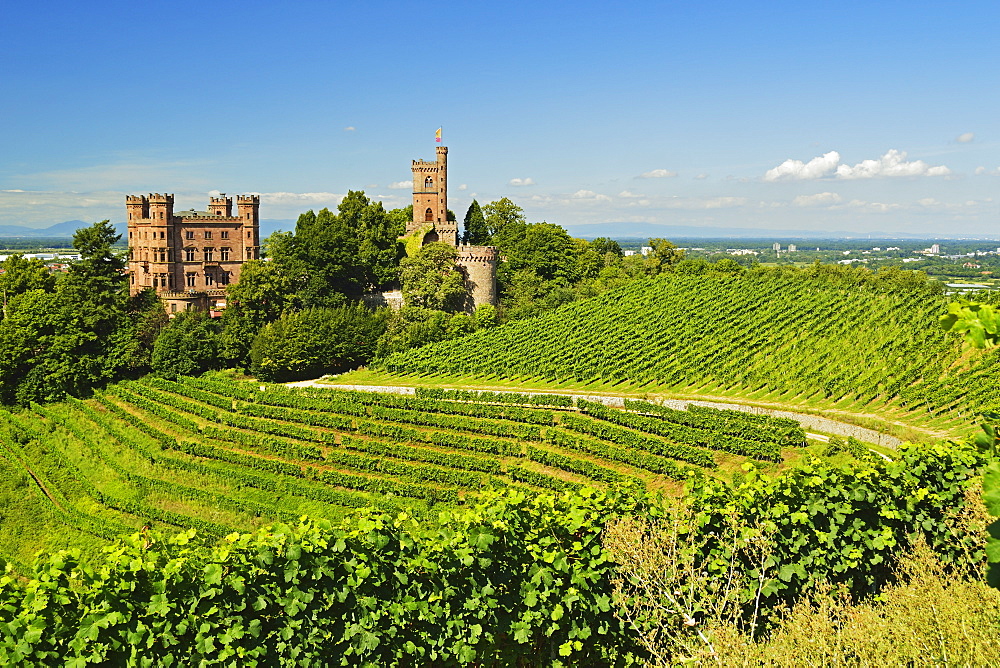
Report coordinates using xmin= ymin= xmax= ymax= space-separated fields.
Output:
xmin=462 ymin=199 xmax=489 ymax=244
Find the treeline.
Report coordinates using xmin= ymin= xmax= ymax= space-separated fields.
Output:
xmin=0 ymin=222 xmax=165 ymax=404
xmin=146 ymin=194 xmax=708 ymax=383
xmin=0 ymin=194 xmax=946 ymax=401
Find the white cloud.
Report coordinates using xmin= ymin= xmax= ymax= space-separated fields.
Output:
xmin=638 ymin=169 xmax=677 ymax=178
xmin=793 ymin=192 xmax=843 ymax=207
xmin=765 ymin=149 xmax=950 ymax=181
xmin=253 ymin=191 xmax=344 ymax=205
xmin=957 ymin=132 xmax=974 ymax=143
xmin=618 ymin=190 xmax=643 ymax=198
xmin=835 ymin=149 xmax=950 ymax=179
xmin=344 ymin=126 xmax=356 ymax=131
xmin=694 ymin=173 xmax=708 ymax=180
xmin=387 ymin=181 xmax=411 ymax=189
xmin=764 ymin=151 xmax=841 ymax=181
xmin=976 ymin=166 xmax=1000 ymax=176
xmin=571 ymin=189 xmax=612 ymax=202
xmin=508 ymin=177 xmax=535 ymax=186
xmin=458 ymin=184 xmax=468 ymax=190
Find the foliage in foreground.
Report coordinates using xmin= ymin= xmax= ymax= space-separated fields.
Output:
xmin=0 ymin=435 xmax=986 ymax=666
xmin=0 ymin=489 xmax=637 ymax=667
xmin=611 ymin=523 xmax=1000 ymax=667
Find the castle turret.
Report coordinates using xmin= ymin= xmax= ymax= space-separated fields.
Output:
xmin=126 ymin=194 xmax=148 ymax=222
xmin=410 ymin=145 xmax=457 ymax=245
xmin=147 ymin=193 xmax=174 ymax=222
xmin=456 ymin=245 xmax=498 ymax=309
xmin=237 ymin=194 xmax=260 ymax=260
xmin=208 ymin=193 xmax=233 ymax=217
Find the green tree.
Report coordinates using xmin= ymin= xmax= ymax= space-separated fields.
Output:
xmin=375 ymin=306 xmax=453 ymax=357
xmin=482 ymin=198 xmax=527 ymax=248
xmin=151 ymin=311 xmax=220 ymax=379
xmin=648 ymin=238 xmax=685 ymax=270
xmin=505 ymin=222 xmax=579 ymax=283
xmin=218 ymin=260 xmax=300 ymax=367
xmin=590 ymin=237 xmax=623 ymax=257
xmin=0 ymin=254 xmax=55 ymax=318
xmin=386 ymin=205 xmax=412 ymax=236
xmin=400 ymin=242 xmax=467 ymax=311
xmin=249 ymin=305 xmax=384 ymax=381
xmin=462 ymin=199 xmax=489 ymax=245
xmin=336 ymin=190 xmax=403 ymax=287
xmin=295 ymin=207 xmax=359 ymax=307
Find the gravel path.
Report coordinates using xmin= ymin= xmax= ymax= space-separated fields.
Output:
xmin=287 ymin=379 xmax=906 ymax=450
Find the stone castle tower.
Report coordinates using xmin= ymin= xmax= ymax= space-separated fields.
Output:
xmin=408 ymin=146 xmax=497 ymax=309
xmin=126 ymin=193 xmax=260 ymax=314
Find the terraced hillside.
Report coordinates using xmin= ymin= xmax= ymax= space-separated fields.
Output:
xmin=379 ymin=271 xmax=1000 ymax=415
xmin=0 ymin=375 xmax=808 ymax=569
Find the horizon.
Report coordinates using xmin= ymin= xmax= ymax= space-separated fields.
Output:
xmin=3 ymin=1 xmax=1000 ymax=236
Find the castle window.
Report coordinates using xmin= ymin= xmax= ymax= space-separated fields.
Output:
xmin=424 ymin=176 xmax=433 ymax=190
xmin=204 ymin=248 xmax=214 ymax=262
xmin=247 ymin=230 xmax=252 ymax=238
xmin=205 ymin=231 xmax=212 ymax=240
xmin=220 ymin=248 xmax=230 ymax=261
xmin=247 ymin=248 xmax=253 ymax=259
xmin=424 ymin=207 xmax=434 ymax=222
xmin=171 ymin=303 xmax=177 ymax=313
xmin=205 ymin=273 xmax=214 ymax=286
xmin=221 ymin=231 xmax=229 ymax=240
xmin=220 ymin=272 xmax=230 ymax=285
xmin=160 ymin=231 xmax=165 ymax=239
xmin=186 ymin=231 xmax=195 ymax=240
xmin=185 ymin=249 xmax=196 ymax=262
xmin=186 ymin=273 xmax=196 ymax=287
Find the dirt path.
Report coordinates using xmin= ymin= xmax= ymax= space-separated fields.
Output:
xmin=287 ymin=380 xmax=917 ymax=450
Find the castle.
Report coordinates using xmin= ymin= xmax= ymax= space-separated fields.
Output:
xmin=408 ymin=146 xmax=497 ymax=310
xmin=126 ymin=193 xmax=260 ymax=313
xmin=126 ymin=144 xmax=496 ymax=314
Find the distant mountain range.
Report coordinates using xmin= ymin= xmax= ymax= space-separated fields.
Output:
xmin=2 ymin=219 xmax=994 ymax=242
xmin=563 ymin=222 xmax=998 ymax=241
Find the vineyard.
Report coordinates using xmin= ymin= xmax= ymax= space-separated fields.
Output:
xmin=378 ymin=271 xmax=1000 ymax=416
xmin=0 ymin=374 xmax=810 ymax=569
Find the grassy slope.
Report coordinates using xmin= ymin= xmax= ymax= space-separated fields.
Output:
xmin=369 ymin=271 xmax=996 ymax=441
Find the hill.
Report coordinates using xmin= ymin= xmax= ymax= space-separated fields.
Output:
xmin=0 ymin=374 xmax=817 ymax=569
xmin=378 ymin=268 xmax=997 ymax=417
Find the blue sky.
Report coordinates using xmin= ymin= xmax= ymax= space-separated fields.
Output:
xmin=3 ymin=0 xmax=1000 ymax=236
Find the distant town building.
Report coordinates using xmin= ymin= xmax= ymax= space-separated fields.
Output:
xmin=126 ymin=193 xmax=260 ymax=314
xmin=787 ymin=244 xmax=797 ymax=252
xmin=640 ymin=246 xmax=653 ymax=256
xmin=623 ymin=250 xmax=637 ymax=257
xmin=930 ymin=243 xmax=941 ymax=255
xmin=773 ymin=242 xmax=781 ymax=252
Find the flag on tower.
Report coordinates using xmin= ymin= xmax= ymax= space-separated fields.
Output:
xmin=435 ymin=127 xmax=442 ymax=143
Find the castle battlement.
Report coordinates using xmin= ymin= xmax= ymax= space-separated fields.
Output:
xmin=457 ymin=245 xmax=499 ymax=263
xmin=148 ymin=193 xmax=174 ymax=203
xmin=237 ymin=194 xmax=260 ymax=204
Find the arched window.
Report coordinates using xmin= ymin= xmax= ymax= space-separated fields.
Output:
xmin=424 ymin=176 xmax=433 ymax=190
xmin=424 ymin=207 xmax=434 ymax=222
